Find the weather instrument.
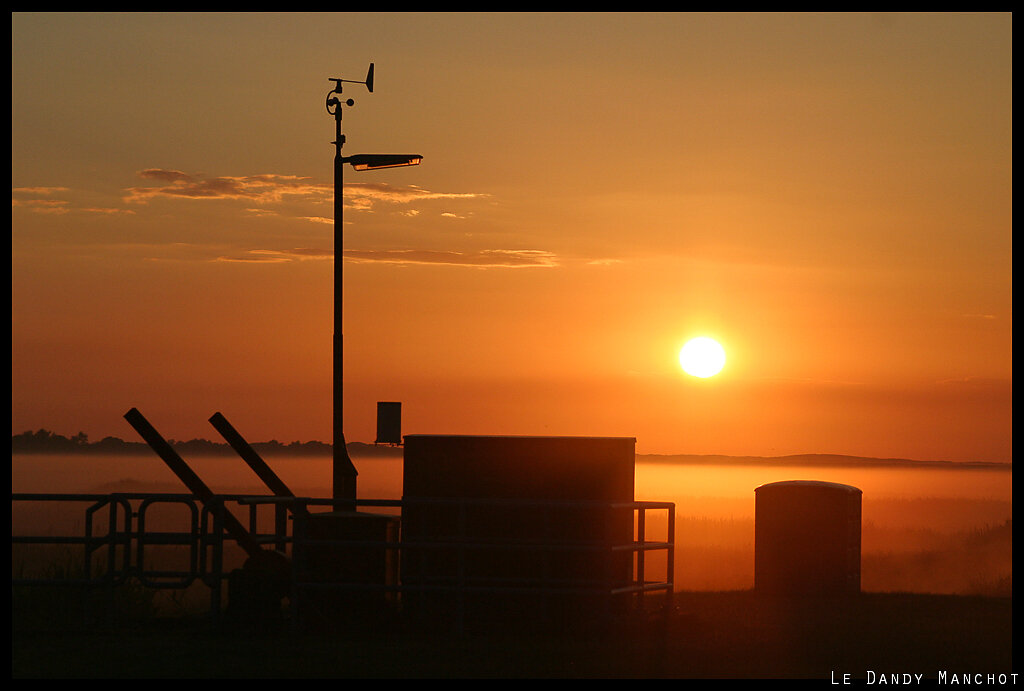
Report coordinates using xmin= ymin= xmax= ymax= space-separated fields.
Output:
xmin=326 ymin=64 xmax=422 ymax=169
xmin=326 ymin=64 xmax=422 ymax=503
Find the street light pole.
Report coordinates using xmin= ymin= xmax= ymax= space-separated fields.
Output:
xmin=327 ymin=77 xmax=359 ymax=507
xmin=325 ymin=65 xmax=421 ymax=507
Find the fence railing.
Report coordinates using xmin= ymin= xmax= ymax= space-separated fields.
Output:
xmin=12 ymin=492 xmax=674 ymax=631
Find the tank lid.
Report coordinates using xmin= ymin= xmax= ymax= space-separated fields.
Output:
xmin=755 ymin=479 xmax=862 ymax=494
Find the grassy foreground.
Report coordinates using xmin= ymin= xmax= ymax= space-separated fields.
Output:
xmin=11 ymin=590 xmax=1013 ymax=679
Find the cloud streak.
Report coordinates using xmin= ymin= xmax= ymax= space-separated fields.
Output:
xmin=11 ymin=198 xmax=70 ymax=214
xmin=214 ymin=248 xmax=333 ymax=263
xmin=213 ymin=247 xmax=559 ymax=268
xmin=124 ymin=170 xmax=487 ymax=213
xmin=342 ymin=182 xmax=485 ymax=209
xmin=16 ymin=171 xmax=488 ymax=222
xmin=12 ymin=186 xmax=134 ymax=215
xmin=343 ymin=248 xmax=558 ymax=268
xmin=125 ymin=170 xmax=329 ymax=204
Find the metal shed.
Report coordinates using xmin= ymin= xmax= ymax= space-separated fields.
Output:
xmin=400 ymin=434 xmax=637 ymax=627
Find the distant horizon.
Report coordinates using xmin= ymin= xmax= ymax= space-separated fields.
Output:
xmin=10 ymin=427 xmax=1011 ymax=467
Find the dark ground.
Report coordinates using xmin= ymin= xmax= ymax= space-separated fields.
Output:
xmin=11 ymin=590 xmax=1014 ymax=679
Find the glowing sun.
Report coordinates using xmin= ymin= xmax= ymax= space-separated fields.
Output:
xmin=679 ymin=337 xmax=726 ymax=378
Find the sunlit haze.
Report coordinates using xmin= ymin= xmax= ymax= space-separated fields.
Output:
xmin=12 ymin=12 xmax=1012 ymax=462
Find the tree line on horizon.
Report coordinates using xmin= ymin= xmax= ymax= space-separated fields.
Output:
xmin=10 ymin=428 xmax=348 ymax=457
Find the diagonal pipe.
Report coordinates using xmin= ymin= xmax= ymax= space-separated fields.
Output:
xmin=123 ymin=407 xmax=263 ymax=559
xmin=208 ymin=412 xmax=298 ymax=502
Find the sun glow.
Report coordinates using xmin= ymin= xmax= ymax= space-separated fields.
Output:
xmin=679 ymin=337 xmax=726 ymax=378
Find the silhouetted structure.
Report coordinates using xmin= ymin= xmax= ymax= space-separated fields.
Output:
xmin=754 ymin=480 xmax=862 ymax=596
xmin=119 ymin=408 xmax=405 ymax=629
xmin=124 ymin=409 xmax=262 ymax=558
xmin=375 ymin=402 xmax=402 ymax=445
xmin=209 ymin=411 xmax=398 ymax=628
xmin=400 ymin=434 xmax=637 ymax=629
xmin=292 ymin=508 xmax=401 ymax=630
xmin=326 ymin=65 xmax=420 ymax=505
xmin=123 ymin=408 xmax=291 ymax=626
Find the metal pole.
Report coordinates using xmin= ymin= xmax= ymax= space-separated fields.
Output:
xmin=330 ymin=87 xmax=358 ymax=508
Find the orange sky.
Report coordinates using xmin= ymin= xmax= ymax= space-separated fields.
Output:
xmin=12 ymin=13 xmax=1012 ymax=461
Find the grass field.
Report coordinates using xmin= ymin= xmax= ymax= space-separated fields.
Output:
xmin=12 ymin=456 xmax=1012 ymax=678
xmin=11 ymin=590 xmax=1013 ymax=679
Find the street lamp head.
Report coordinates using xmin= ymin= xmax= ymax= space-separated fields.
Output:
xmin=343 ymin=153 xmax=423 ymax=171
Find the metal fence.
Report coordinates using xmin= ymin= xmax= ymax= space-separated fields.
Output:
xmin=12 ymin=492 xmax=674 ymax=631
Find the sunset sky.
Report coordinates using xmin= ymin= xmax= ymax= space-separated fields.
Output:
xmin=12 ymin=13 xmax=1012 ymax=462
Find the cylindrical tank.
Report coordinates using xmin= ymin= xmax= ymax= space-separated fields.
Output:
xmin=754 ymin=480 xmax=861 ymax=596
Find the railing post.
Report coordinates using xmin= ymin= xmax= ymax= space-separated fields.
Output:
xmin=637 ymin=507 xmax=646 ymax=579
xmin=207 ymin=498 xmax=225 ymax=621
xmin=105 ymin=498 xmax=120 ymax=629
xmin=667 ymin=505 xmax=675 ymax=594
xmin=106 ymin=498 xmax=118 ymax=583
xmin=456 ymin=499 xmax=466 ymax=637
xmin=290 ymin=498 xmax=308 ymax=634
xmin=275 ymin=504 xmax=288 ymax=552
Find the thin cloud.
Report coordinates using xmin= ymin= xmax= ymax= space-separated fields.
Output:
xmin=243 ymin=208 xmax=330 ymax=224
xmin=155 ymin=244 xmax=621 ymax=270
xmin=343 ymin=248 xmax=558 ymax=268
xmin=343 ymin=182 xmax=484 ymax=206
xmin=214 ymin=253 xmax=292 ymax=264
xmin=13 ymin=186 xmax=138 ymax=216
xmin=136 ymin=169 xmax=192 ymax=184
xmin=281 ymin=247 xmax=334 ymax=259
xmin=214 ymin=248 xmax=333 ymax=263
xmin=214 ymin=247 xmax=556 ymax=267
xmin=11 ymin=198 xmax=70 ymax=214
xmin=125 ymin=170 xmax=487 ymax=214
xmin=125 ymin=170 xmax=329 ymax=204
xmin=12 ymin=186 xmax=70 ymax=195
xmin=12 ymin=187 xmax=71 ymax=214
xmin=80 ymin=207 xmax=136 ymax=215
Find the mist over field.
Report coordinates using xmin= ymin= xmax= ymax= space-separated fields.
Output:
xmin=12 ymin=447 xmax=1011 ymax=597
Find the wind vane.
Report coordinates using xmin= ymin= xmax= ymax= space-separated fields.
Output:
xmin=326 ymin=64 xmax=422 ymax=504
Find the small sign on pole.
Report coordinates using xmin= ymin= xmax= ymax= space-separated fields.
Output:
xmin=375 ymin=401 xmax=402 ymax=445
